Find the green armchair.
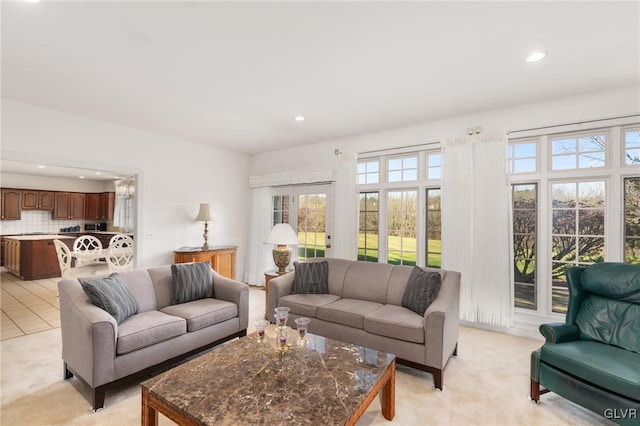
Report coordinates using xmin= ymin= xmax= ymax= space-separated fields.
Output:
xmin=530 ymin=262 xmax=640 ymax=425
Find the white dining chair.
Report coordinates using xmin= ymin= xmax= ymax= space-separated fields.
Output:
xmin=106 ymin=234 xmax=134 ymax=272
xmin=72 ymin=235 xmax=103 ymax=265
xmin=53 ymin=239 xmax=105 ymax=279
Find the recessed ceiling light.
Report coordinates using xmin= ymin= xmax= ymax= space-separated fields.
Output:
xmin=23 ymin=0 xmax=40 ymax=3
xmin=95 ymin=172 xmax=102 ymax=175
xmin=78 ymin=176 xmax=85 ymax=179
xmin=525 ymin=51 xmax=546 ymax=63
xmin=37 ymin=165 xmax=45 ymax=169
xmin=294 ymin=115 xmax=305 ymax=122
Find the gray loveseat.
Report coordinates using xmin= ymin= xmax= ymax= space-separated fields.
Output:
xmin=58 ymin=264 xmax=249 ymax=410
xmin=267 ymin=258 xmax=461 ymax=389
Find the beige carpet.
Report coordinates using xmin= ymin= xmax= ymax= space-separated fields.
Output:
xmin=1 ymin=287 xmax=610 ymax=426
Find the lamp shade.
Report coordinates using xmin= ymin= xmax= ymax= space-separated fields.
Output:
xmin=194 ymin=203 xmax=213 ymax=222
xmin=264 ymin=223 xmax=299 ymax=245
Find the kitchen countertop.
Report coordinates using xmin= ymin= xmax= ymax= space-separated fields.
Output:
xmin=3 ymin=235 xmax=75 ymax=241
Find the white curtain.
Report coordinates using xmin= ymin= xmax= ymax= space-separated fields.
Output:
xmin=243 ymin=186 xmax=272 ymax=286
xmin=113 ymin=178 xmax=134 ymax=230
xmin=332 ymin=152 xmax=358 ymax=260
xmin=441 ymin=132 xmax=513 ymax=327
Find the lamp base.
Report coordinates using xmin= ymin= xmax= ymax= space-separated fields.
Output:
xmin=272 ymin=245 xmax=292 ymax=275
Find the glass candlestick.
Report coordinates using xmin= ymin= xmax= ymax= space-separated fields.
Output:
xmin=254 ymin=319 xmax=269 ymax=342
xmin=295 ymin=317 xmax=311 ymax=341
xmin=274 ymin=306 xmax=290 ymax=327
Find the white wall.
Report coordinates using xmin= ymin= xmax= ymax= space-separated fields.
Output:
xmin=250 ymin=86 xmax=640 ymax=175
xmin=1 ymin=99 xmax=251 ymax=275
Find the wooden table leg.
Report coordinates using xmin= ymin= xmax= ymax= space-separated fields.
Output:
xmin=381 ymin=359 xmax=395 ymax=420
xmin=141 ymin=388 xmax=158 ymax=426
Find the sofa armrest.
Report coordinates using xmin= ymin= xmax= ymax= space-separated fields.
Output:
xmin=267 ymin=272 xmax=295 ymax=318
xmin=211 ymin=270 xmax=250 ymax=331
xmin=423 ymin=270 xmax=461 ymax=369
xmin=58 ymin=279 xmax=117 ymax=387
xmin=539 ymin=323 xmax=580 ymax=344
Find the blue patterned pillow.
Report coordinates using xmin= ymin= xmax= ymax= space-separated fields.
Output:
xmin=402 ymin=267 xmax=442 ymax=315
xmin=80 ymin=273 xmax=139 ymax=324
xmin=291 ymin=261 xmax=329 ymax=294
xmin=171 ymin=261 xmax=214 ymax=304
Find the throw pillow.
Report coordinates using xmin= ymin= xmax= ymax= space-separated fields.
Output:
xmin=291 ymin=260 xmax=329 ymax=294
xmin=402 ymin=267 xmax=442 ymax=316
xmin=80 ymin=273 xmax=139 ymax=325
xmin=171 ymin=261 xmax=214 ymax=304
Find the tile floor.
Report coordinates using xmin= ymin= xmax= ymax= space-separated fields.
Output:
xmin=0 ymin=268 xmax=63 ymax=340
xmin=1 ymin=268 xmax=268 ymax=342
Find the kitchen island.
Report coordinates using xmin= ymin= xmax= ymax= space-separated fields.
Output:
xmin=4 ymin=235 xmax=74 ymax=280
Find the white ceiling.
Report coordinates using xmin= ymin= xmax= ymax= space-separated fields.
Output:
xmin=2 ymin=1 xmax=639 ymax=155
xmin=1 ymin=159 xmax=129 ymax=181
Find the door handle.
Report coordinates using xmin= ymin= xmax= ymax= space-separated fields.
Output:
xmin=326 ymin=244 xmax=332 ymax=248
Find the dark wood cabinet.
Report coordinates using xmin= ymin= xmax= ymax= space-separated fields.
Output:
xmin=4 ymin=237 xmax=71 ymax=280
xmin=0 ymin=237 xmax=6 ymax=266
xmin=1 ymin=188 xmax=21 ymax=220
xmin=85 ymin=193 xmax=100 ymax=220
xmin=99 ymin=192 xmax=115 ymax=221
xmin=21 ymin=190 xmax=54 ymax=210
xmin=54 ymin=192 xmax=85 ymax=219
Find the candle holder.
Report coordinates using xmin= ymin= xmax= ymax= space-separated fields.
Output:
xmin=254 ymin=319 xmax=269 ymax=342
xmin=274 ymin=306 xmax=290 ymax=327
xmin=294 ymin=317 xmax=311 ymax=342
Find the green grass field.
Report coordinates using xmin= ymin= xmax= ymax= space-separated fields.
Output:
xmin=296 ymin=231 xmax=440 ymax=266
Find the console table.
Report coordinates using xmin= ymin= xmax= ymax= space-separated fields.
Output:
xmin=174 ymin=246 xmax=236 ymax=280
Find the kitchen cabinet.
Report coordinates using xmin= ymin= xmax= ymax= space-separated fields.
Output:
xmin=174 ymin=246 xmax=237 ymax=279
xmin=21 ymin=190 xmax=54 ymax=210
xmin=0 ymin=237 xmax=5 ymax=266
xmin=4 ymin=236 xmax=74 ymax=280
xmin=99 ymin=192 xmax=115 ymax=221
xmin=85 ymin=193 xmax=100 ymax=220
xmin=54 ymin=192 xmax=86 ymax=220
xmin=1 ymin=188 xmax=21 ymax=220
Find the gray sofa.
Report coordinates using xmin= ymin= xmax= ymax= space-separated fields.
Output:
xmin=58 ymin=264 xmax=249 ymax=410
xmin=268 ymin=258 xmax=461 ymax=389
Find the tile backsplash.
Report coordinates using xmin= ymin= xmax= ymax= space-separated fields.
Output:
xmin=0 ymin=211 xmax=90 ymax=235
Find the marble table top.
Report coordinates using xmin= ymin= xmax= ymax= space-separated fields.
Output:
xmin=141 ymin=327 xmax=395 ymax=425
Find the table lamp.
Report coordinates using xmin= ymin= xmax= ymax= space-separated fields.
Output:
xmin=264 ymin=223 xmax=299 ymax=275
xmin=194 ymin=203 xmax=213 ymax=250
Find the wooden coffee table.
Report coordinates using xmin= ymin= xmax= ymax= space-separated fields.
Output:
xmin=141 ymin=328 xmax=395 ymax=425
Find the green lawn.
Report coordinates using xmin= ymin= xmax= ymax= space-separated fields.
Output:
xmin=296 ymin=231 xmax=441 ymax=266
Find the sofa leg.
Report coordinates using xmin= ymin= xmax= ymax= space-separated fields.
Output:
xmin=63 ymin=362 xmax=73 ymax=380
xmin=92 ymin=387 xmax=106 ymax=412
xmin=452 ymin=342 xmax=458 ymax=357
xmin=433 ymin=369 xmax=443 ymax=390
xmin=530 ymin=379 xmax=540 ymax=403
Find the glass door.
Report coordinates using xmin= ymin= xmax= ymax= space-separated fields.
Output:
xmin=270 ymin=184 xmax=333 ymax=261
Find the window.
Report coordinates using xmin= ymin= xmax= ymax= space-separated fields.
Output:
xmin=551 ymin=181 xmax=605 ymax=313
xmin=624 ymin=177 xmax=640 ymax=263
xmin=388 ymin=155 xmax=418 ymax=182
xmin=358 ymin=192 xmax=379 ymax=262
xmin=387 ymin=190 xmax=417 ymax=265
xmin=508 ymin=141 xmax=537 ymax=173
xmin=550 ymin=132 xmax=606 ymax=170
xmin=425 ymin=189 xmax=441 ymax=267
xmin=512 ymin=184 xmax=537 ymax=310
xmin=272 ymin=195 xmax=290 ymax=226
xmin=357 ymin=160 xmax=379 ymax=184
xmin=426 ymin=153 xmax=442 ymax=180
xmin=624 ymin=128 xmax=640 ymax=165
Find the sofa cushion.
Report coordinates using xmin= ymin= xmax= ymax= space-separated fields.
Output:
xmin=80 ymin=273 xmax=139 ymax=325
xmin=161 ymin=298 xmax=237 ymax=332
xmin=540 ymin=340 xmax=640 ymax=400
xmin=364 ymin=304 xmax=425 ymax=344
xmin=116 ymin=311 xmax=186 ymax=355
xmin=402 ymin=267 xmax=442 ymax=316
xmin=342 ymin=262 xmax=393 ymax=304
xmin=171 ymin=261 xmax=214 ymax=304
xmin=575 ymin=295 xmax=640 ymax=353
xmin=317 ymin=299 xmax=384 ymax=329
xmin=278 ymin=294 xmax=341 ymax=318
xmin=291 ymin=261 xmax=329 ymax=294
